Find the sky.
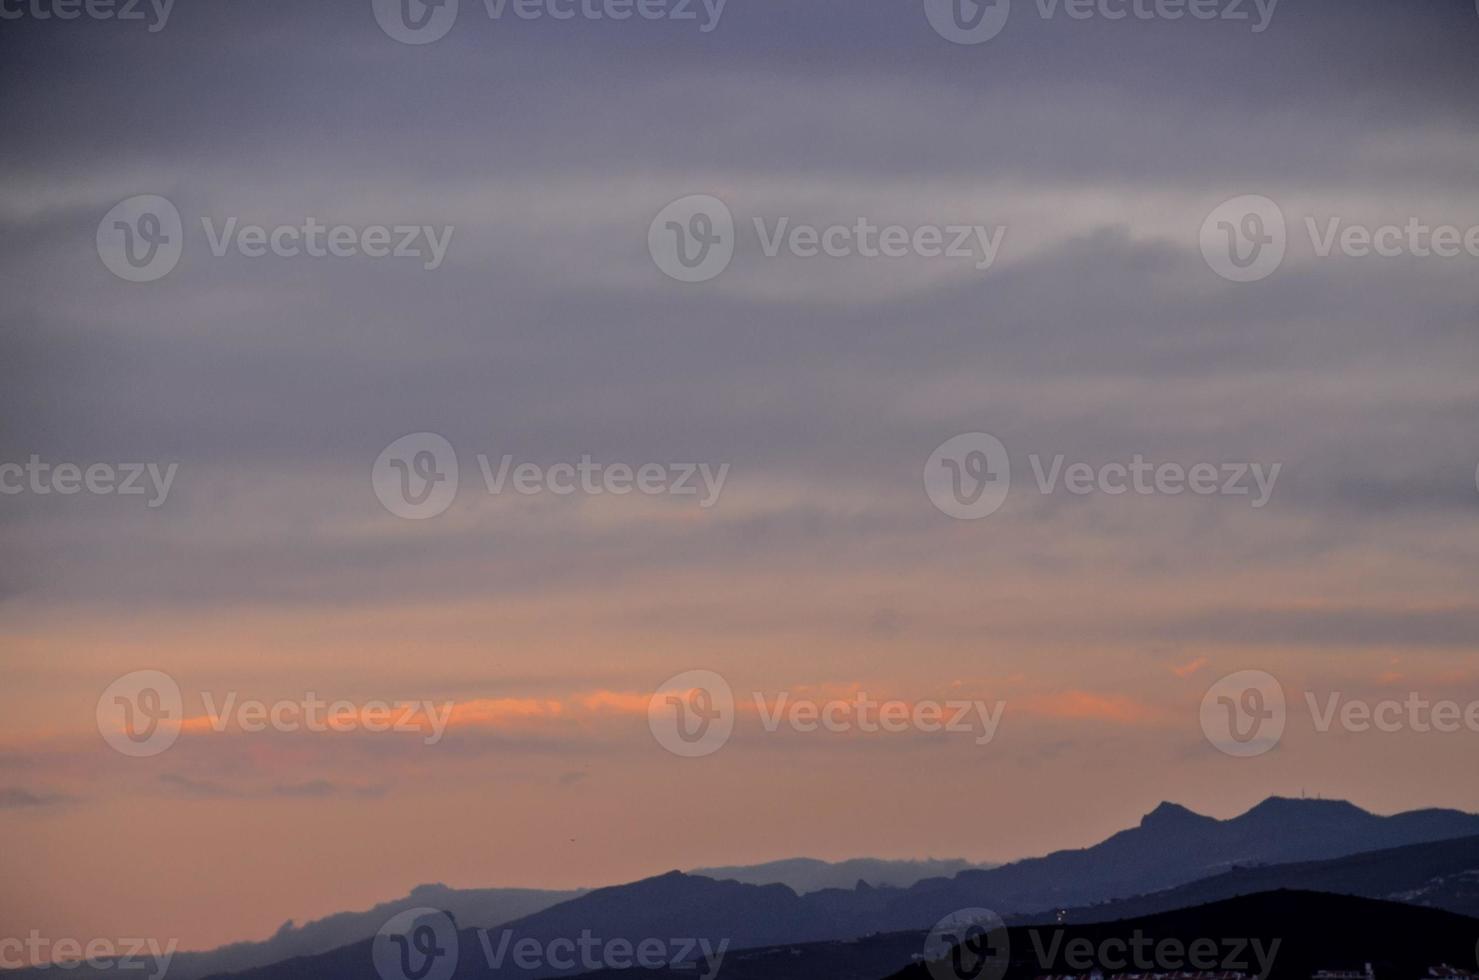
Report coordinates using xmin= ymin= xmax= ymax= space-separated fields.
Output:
xmin=2 ymin=0 xmax=1479 ymax=958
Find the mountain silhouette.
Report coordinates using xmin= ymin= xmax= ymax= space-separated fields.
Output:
xmin=880 ymin=796 xmax=1479 ymax=921
xmin=1022 ymin=831 xmax=1479 ymax=924
xmin=886 ymin=890 xmax=1479 ymax=980
xmin=690 ymin=856 xmax=994 ymax=892
xmin=553 ymin=890 xmax=1479 ymax=980
xmin=181 ymin=797 xmax=1479 ymax=980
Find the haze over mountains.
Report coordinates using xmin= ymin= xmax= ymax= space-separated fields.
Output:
xmin=9 ymin=857 xmax=977 ymax=980
xmin=51 ymin=796 xmax=1472 ymax=980
xmin=74 ymin=886 xmax=585 ymax=980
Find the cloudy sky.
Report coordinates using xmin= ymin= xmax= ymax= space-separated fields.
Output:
xmin=2 ymin=0 xmax=1478 ymax=956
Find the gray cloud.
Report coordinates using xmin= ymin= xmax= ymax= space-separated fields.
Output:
xmin=0 ymin=787 xmax=73 ymax=808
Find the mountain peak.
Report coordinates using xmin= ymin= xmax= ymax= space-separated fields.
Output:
xmin=1241 ymin=797 xmax=1368 ymax=820
xmin=1140 ymin=801 xmax=1210 ymax=829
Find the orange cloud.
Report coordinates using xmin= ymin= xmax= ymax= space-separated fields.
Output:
xmin=1020 ymin=690 xmax=1167 ymax=726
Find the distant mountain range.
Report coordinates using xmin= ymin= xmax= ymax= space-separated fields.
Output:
xmin=1021 ymin=831 xmax=1479 ymax=924
xmin=886 ymin=796 xmax=1479 ymax=921
xmin=0 ymin=857 xmax=973 ymax=980
xmin=11 ymin=797 xmax=1478 ymax=980
xmin=177 ymin=797 xmax=1479 ymax=980
xmin=97 ymin=885 xmax=584 ymax=980
xmin=690 ymin=857 xmax=995 ymax=893
xmin=647 ymin=831 xmax=1479 ymax=980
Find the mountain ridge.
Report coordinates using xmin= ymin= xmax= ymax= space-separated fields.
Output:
xmin=184 ymin=796 xmax=1479 ymax=980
